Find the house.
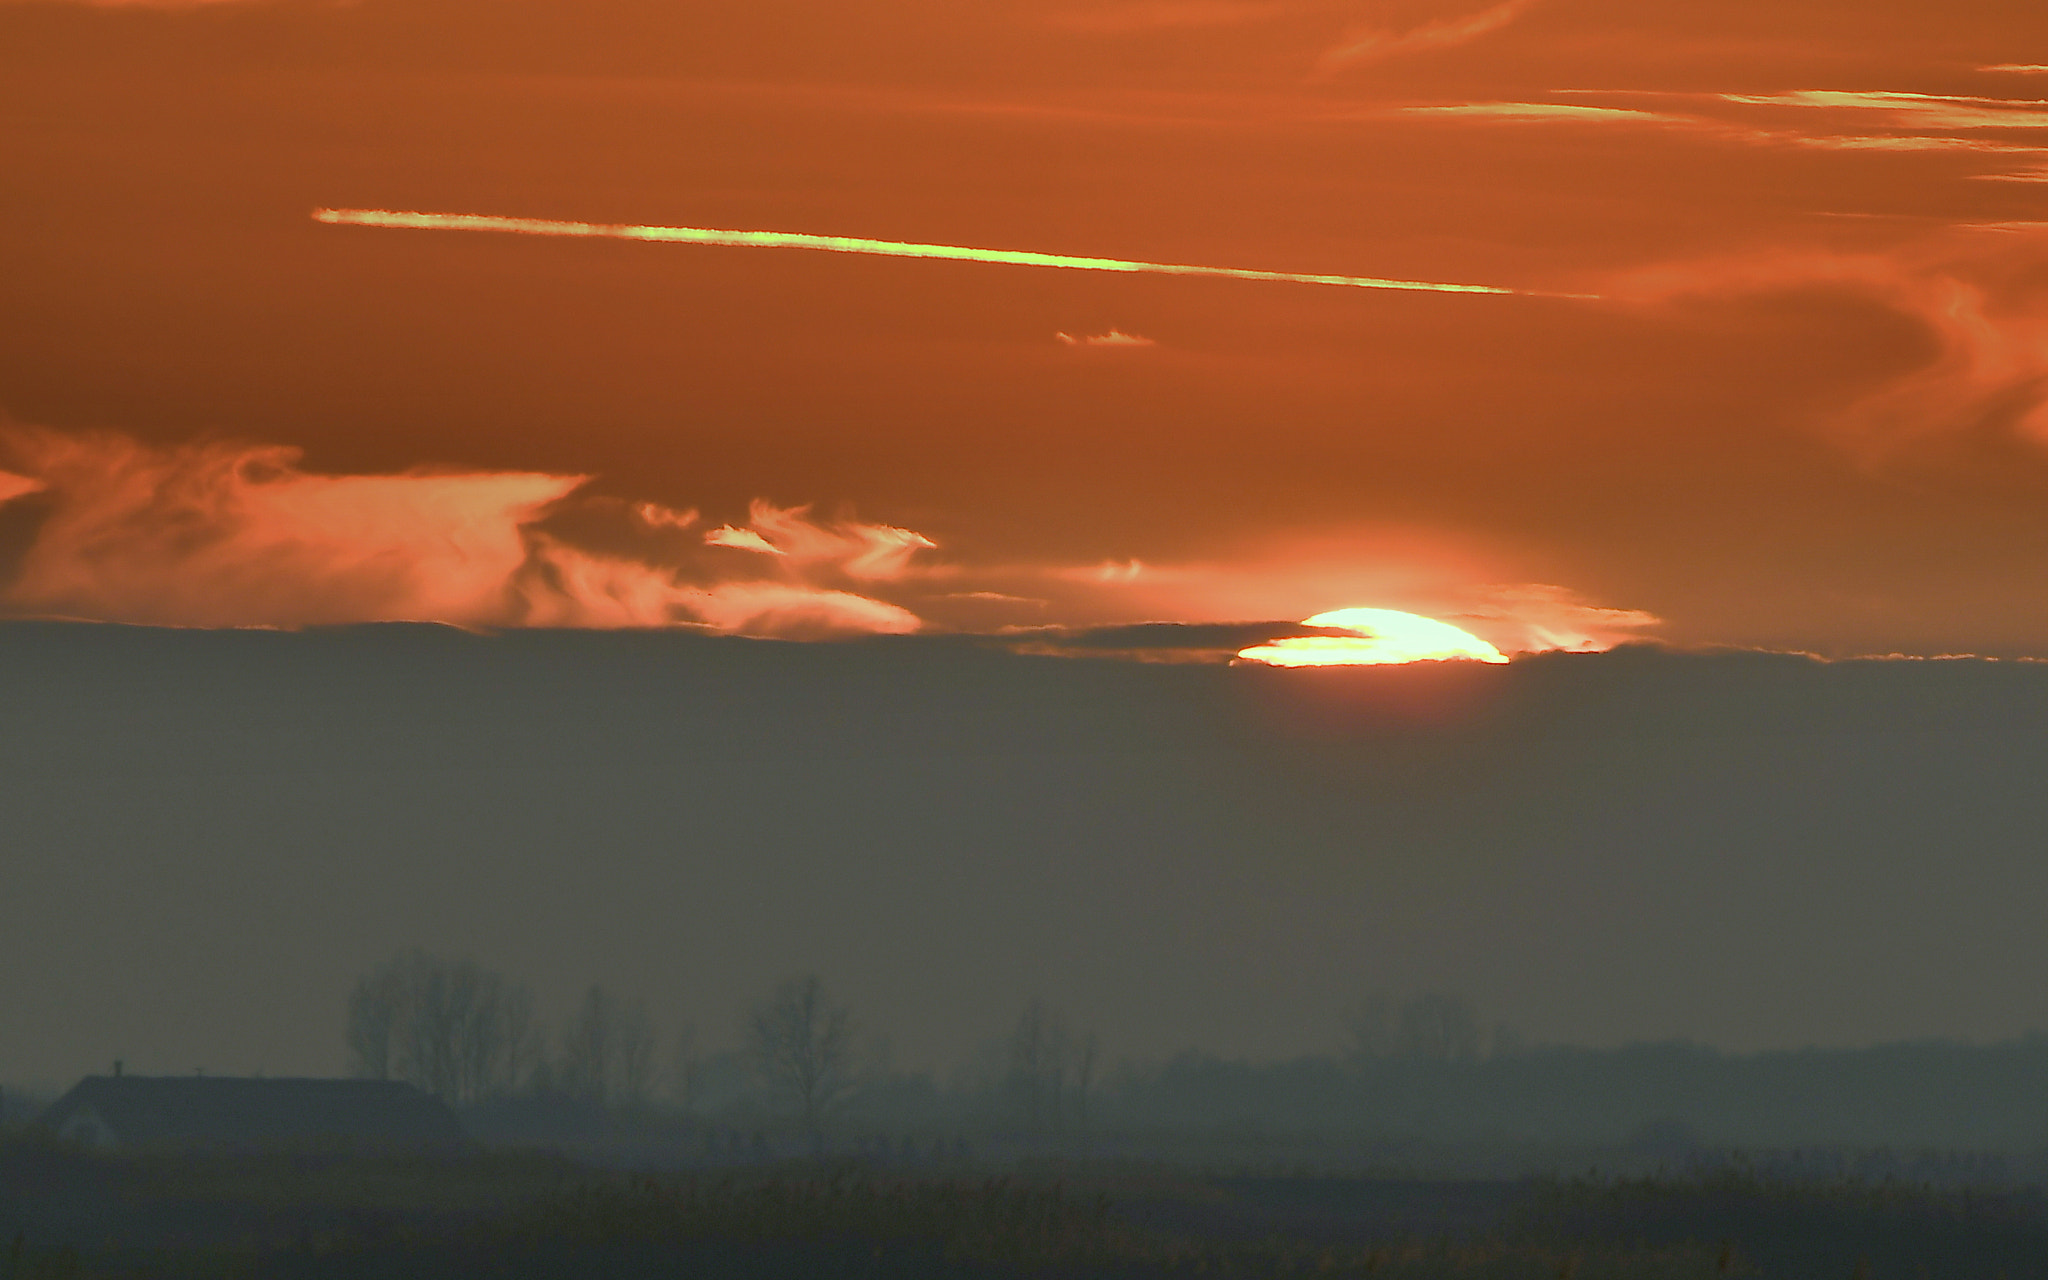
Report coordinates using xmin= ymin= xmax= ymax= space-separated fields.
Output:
xmin=39 ymin=1074 xmax=467 ymax=1152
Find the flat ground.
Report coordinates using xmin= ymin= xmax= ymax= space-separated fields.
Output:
xmin=5 ymin=1138 xmax=2047 ymax=1278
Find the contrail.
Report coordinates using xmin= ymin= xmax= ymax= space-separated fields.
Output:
xmin=313 ymin=208 xmax=1591 ymax=298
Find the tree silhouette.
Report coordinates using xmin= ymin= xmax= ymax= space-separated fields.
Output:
xmin=344 ymin=951 xmax=535 ymax=1104
xmin=559 ymin=984 xmax=659 ymax=1110
xmin=748 ymin=975 xmax=853 ymax=1152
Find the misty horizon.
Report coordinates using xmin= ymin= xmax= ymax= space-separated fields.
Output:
xmin=7 ymin=622 xmax=2047 ymax=1093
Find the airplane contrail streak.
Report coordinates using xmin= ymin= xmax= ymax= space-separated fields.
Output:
xmin=313 ymin=208 xmax=1592 ymax=298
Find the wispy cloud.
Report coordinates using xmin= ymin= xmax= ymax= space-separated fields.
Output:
xmin=630 ymin=501 xmax=698 ymax=532
xmin=1784 ymin=135 xmax=2048 ymax=153
xmin=315 ymin=208 xmax=1543 ymax=297
xmin=730 ymin=500 xmax=938 ymax=580
xmin=1613 ymin=225 xmax=2048 ymax=467
xmin=1315 ymin=0 xmax=1539 ymax=75
xmin=35 ymin=0 xmax=256 ymax=6
xmin=1448 ymin=584 xmax=1660 ymax=654
xmin=676 ymin=581 xmax=921 ymax=637
xmin=1056 ymin=329 xmax=1157 ymax=347
xmin=705 ymin=525 xmax=785 ymax=555
xmin=1717 ymin=90 xmax=2048 ymax=131
xmin=1043 ymin=0 xmax=1301 ymax=33
xmin=1413 ymin=87 xmax=2048 ymax=183
xmin=1397 ymin=102 xmax=1682 ymax=124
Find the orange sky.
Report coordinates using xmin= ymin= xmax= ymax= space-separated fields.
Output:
xmin=3 ymin=0 xmax=2047 ymax=653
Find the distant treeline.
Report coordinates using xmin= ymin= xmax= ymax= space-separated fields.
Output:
xmin=1109 ymin=1038 xmax=2048 ymax=1153
xmin=333 ymin=955 xmax=2048 ymax=1162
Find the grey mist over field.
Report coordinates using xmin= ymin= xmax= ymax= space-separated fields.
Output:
xmin=4 ymin=622 xmax=2045 ymax=1088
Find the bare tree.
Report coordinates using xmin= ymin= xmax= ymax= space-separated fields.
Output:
xmin=501 ymin=985 xmax=542 ymax=1089
xmin=615 ymin=999 xmax=659 ymax=1112
xmin=449 ymin=965 xmax=530 ymax=1103
xmin=671 ymin=1022 xmax=704 ymax=1118
xmin=560 ymin=984 xmax=615 ymax=1106
xmin=345 ymin=966 xmax=404 ymax=1080
xmin=1396 ymin=992 xmax=1480 ymax=1062
xmin=558 ymin=984 xmax=660 ymax=1111
xmin=1343 ymin=994 xmax=1393 ymax=1063
xmin=1073 ymin=1030 xmax=1100 ymax=1131
xmin=1006 ymin=1000 xmax=1069 ymax=1135
xmin=344 ymin=952 xmax=533 ymax=1104
xmin=748 ymin=975 xmax=853 ymax=1152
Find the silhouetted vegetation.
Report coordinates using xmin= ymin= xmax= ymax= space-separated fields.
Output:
xmin=10 ymin=1129 xmax=2048 ymax=1279
xmin=328 ymin=964 xmax=2048 ymax=1171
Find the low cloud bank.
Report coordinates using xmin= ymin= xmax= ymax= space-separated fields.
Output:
xmin=0 ymin=425 xmax=923 ymax=637
xmin=0 ymin=422 xmax=1655 ymax=652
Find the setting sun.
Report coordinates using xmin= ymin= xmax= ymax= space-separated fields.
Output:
xmin=1235 ymin=607 xmax=1510 ymax=667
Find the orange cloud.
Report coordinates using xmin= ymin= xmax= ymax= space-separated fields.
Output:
xmin=1315 ymin=0 xmax=1538 ymax=75
xmin=1043 ymin=0 xmax=1300 ymax=33
xmin=629 ymin=501 xmax=698 ymax=532
xmin=1455 ymin=88 xmax=2048 ymax=182
xmin=705 ymin=525 xmax=785 ymax=555
xmin=1716 ymin=90 xmax=2048 ymax=132
xmin=1613 ymin=226 xmax=2048 ymax=466
xmin=0 ymin=428 xmax=1652 ymax=654
xmin=516 ymin=542 xmax=919 ymax=636
xmin=0 ymin=427 xmax=928 ymax=637
xmin=993 ymin=528 xmax=1658 ymax=656
xmin=681 ymin=581 xmax=921 ymax=637
xmin=1785 ymin=135 xmax=2048 ymax=158
xmin=715 ymin=500 xmax=938 ymax=580
xmin=0 ymin=427 xmax=580 ymax=628
xmin=1056 ymin=329 xmax=1157 ymax=347
xmin=1839 ymin=276 xmax=2048 ymax=459
xmin=1398 ymin=103 xmax=1681 ymax=124
xmin=1446 ymin=584 xmax=1660 ymax=654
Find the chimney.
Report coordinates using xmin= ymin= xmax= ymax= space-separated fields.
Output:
xmin=113 ymin=1060 xmax=122 ymax=1078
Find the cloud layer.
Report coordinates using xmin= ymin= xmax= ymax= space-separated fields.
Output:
xmin=0 ymin=423 xmax=1655 ymax=654
xmin=0 ymin=426 xmax=926 ymax=637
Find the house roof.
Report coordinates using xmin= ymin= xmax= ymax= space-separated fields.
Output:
xmin=39 ymin=1075 xmax=467 ymax=1150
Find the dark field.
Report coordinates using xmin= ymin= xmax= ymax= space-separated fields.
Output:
xmin=5 ymin=1137 xmax=2046 ymax=1279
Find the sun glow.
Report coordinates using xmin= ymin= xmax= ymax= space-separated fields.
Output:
xmin=1236 ymin=607 xmax=1510 ymax=666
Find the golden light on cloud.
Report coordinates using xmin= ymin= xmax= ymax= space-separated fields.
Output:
xmin=1236 ymin=607 xmax=1510 ymax=667
xmin=1057 ymin=329 xmax=1156 ymax=346
xmin=312 ymin=209 xmax=1579 ymax=298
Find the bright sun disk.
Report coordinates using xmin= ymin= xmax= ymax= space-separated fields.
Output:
xmin=1236 ymin=607 xmax=1509 ymax=667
